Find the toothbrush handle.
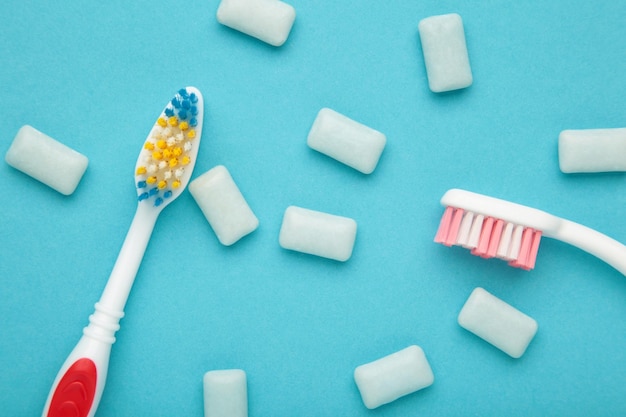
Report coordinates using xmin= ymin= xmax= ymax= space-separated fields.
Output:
xmin=41 ymin=329 xmax=112 ymax=417
xmin=42 ymin=204 xmax=159 ymax=417
xmin=555 ymin=219 xmax=626 ymax=276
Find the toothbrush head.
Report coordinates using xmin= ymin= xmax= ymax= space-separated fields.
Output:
xmin=134 ymin=87 xmax=203 ymax=208
xmin=434 ymin=189 xmax=562 ymax=271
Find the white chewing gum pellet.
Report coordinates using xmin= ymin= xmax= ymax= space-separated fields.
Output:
xmin=189 ymin=165 xmax=259 ymax=246
xmin=5 ymin=125 xmax=88 ymax=195
xmin=354 ymin=345 xmax=434 ymax=409
xmin=418 ymin=13 xmax=473 ymax=93
xmin=558 ymin=128 xmax=626 ymax=173
xmin=216 ymin=0 xmax=296 ymax=47
xmin=278 ymin=206 xmax=357 ymax=261
xmin=307 ymin=108 xmax=386 ymax=174
xmin=203 ymin=369 xmax=248 ymax=417
xmin=458 ymin=287 xmax=538 ymax=358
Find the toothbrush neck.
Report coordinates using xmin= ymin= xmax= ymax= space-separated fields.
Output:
xmin=552 ymin=219 xmax=626 ymax=276
xmin=96 ymin=203 xmax=159 ymax=325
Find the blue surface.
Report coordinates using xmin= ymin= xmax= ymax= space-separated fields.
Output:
xmin=2 ymin=1 xmax=626 ymax=416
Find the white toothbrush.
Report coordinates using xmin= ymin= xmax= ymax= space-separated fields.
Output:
xmin=435 ymin=188 xmax=626 ymax=274
xmin=42 ymin=87 xmax=204 ymax=417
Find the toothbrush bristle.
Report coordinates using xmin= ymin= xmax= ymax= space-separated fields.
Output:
xmin=135 ymin=88 xmax=199 ymax=206
xmin=435 ymin=206 xmax=542 ymax=270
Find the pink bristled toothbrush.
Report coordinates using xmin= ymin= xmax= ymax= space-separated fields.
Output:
xmin=42 ymin=87 xmax=204 ymax=417
xmin=435 ymin=188 xmax=626 ymax=274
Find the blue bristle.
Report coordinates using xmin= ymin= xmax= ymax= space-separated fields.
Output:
xmin=164 ymin=190 xmax=173 ymax=199
xmin=149 ymin=187 xmax=158 ymax=196
xmin=190 ymin=93 xmax=198 ymax=103
xmin=172 ymin=97 xmax=181 ymax=108
xmin=165 ymin=107 xmax=175 ymax=118
xmin=189 ymin=117 xmax=197 ymax=127
xmin=137 ymin=180 xmax=147 ymax=188
xmin=190 ymin=106 xmax=198 ymax=116
xmin=154 ymin=197 xmax=164 ymax=207
xmin=178 ymin=109 xmax=188 ymax=120
xmin=182 ymin=99 xmax=191 ymax=110
xmin=138 ymin=192 xmax=149 ymax=201
xmin=178 ymin=88 xmax=189 ymax=98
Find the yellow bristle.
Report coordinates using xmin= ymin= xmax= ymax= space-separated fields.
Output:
xmin=157 ymin=117 xmax=167 ymax=127
xmin=173 ymin=147 xmax=183 ymax=157
xmin=157 ymin=140 xmax=167 ymax=149
xmin=136 ymin=166 xmax=147 ymax=175
xmin=182 ymin=156 xmax=191 ymax=165
xmin=169 ymin=158 xmax=178 ymax=168
xmin=144 ymin=141 xmax=155 ymax=151
xmin=172 ymin=180 xmax=181 ymax=188
xmin=163 ymin=149 xmax=173 ymax=159
xmin=147 ymin=176 xmax=157 ymax=184
xmin=179 ymin=121 xmax=189 ymax=131
xmin=158 ymin=180 xmax=167 ymax=189
xmin=152 ymin=151 xmax=163 ymax=160
xmin=168 ymin=116 xmax=178 ymax=127
xmin=187 ymin=130 xmax=196 ymax=139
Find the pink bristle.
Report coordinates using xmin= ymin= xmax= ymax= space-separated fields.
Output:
xmin=471 ymin=217 xmax=494 ymax=258
xmin=444 ymin=208 xmax=465 ymax=246
xmin=434 ymin=206 xmax=454 ymax=244
xmin=510 ymin=228 xmax=534 ymax=270
xmin=516 ymin=230 xmax=542 ymax=270
xmin=486 ymin=219 xmax=504 ymax=258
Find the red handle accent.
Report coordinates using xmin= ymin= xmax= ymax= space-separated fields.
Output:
xmin=47 ymin=358 xmax=97 ymax=417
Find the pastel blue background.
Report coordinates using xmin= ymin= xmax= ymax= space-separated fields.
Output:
xmin=1 ymin=1 xmax=625 ymax=416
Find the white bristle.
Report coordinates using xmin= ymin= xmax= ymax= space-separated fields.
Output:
xmin=148 ymin=164 xmax=158 ymax=174
xmin=175 ymin=168 xmax=184 ymax=178
xmin=167 ymin=137 xmax=176 ymax=147
xmin=164 ymin=170 xmax=172 ymax=180
xmin=150 ymin=126 xmax=162 ymax=138
xmin=176 ymin=133 xmax=184 ymax=142
xmin=158 ymin=161 xmax=167 ymax=169
xmin=465 ymin=214 xmax=484 ymax=249
xmin=455 ymin=211 xmax=474 ymax=246
xmin=496 ymin=222 xmax=514 ymax=259
xmin=507 ymin=225 xmax=524 ymax=261
xmin=184 ymin=141 xmax=192 ymax=151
